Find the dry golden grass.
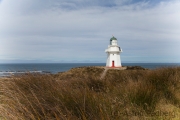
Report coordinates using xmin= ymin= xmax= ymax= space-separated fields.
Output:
xmin=0 ymin=66 xmax=180 ymax=120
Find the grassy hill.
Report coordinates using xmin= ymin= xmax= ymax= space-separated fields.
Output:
xmin=1 ymin=66 xmax=180 ymax=120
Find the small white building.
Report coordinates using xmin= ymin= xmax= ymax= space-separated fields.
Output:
xmin=105 ymin=36 xmax=122 ymax=67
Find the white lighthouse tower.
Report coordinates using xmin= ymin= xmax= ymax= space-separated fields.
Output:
xmin=105 ymin=36 xmax=122 ymax=67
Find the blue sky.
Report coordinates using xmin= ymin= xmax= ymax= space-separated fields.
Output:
xmin=0 ymin=0 xmax=180 ymax=63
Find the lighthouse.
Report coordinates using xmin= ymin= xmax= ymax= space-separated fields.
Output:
xmin=105 ymin=36 xmax=122 ymax=67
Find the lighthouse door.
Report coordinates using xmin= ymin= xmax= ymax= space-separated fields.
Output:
xmin=112 ymin=61 xmax=115 ymax=67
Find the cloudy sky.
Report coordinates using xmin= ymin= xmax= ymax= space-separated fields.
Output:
xmin=0 ymin=0 xmax=180 ymax=63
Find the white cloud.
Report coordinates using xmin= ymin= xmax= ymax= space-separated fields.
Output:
xmin=0 ymin=0 xmax=180 ymax=63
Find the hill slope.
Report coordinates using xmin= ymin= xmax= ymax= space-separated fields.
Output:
xmin=1 ymin=66 xmax=180 ymax=119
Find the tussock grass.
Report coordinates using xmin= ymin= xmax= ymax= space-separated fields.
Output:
xmin=1 ymin=66 xmax=180 ymax=119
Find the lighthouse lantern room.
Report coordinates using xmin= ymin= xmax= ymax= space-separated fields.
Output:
xmin=105 ymin=36 xmax=122 ymax=67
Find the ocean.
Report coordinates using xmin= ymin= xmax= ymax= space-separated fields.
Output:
xmin=0 ymin=63 xmax=180 ymax=77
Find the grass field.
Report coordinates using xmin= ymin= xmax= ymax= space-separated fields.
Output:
xmin=1 ymin=66 xmax=180 ymax=120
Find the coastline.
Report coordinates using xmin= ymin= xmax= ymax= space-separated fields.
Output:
xmin=0 ymin=65 xmax=164 ymax=79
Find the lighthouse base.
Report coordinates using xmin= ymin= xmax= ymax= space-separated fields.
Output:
xmin=106 ymin=53 xmax=122 ymax=68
